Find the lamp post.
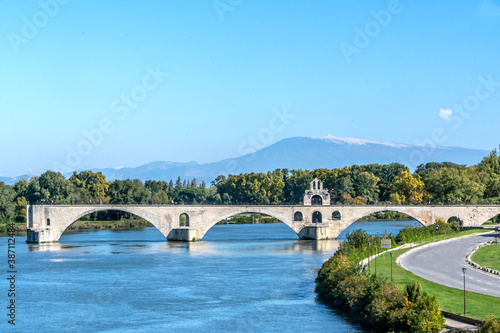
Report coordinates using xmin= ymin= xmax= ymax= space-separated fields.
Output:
xmin=367 ymin=240 xmax=371 ymax=274
xmin=390 ymin=252 xmax=393 ymax=282
xmin=436 ymin=225 xmax=439 ymax=239
xmin=462 ymin=267 xmax=467 ymax=315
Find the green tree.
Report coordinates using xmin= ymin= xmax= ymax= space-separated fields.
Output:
xmin=152 ymin=190 xmax=169 ymax=204
xmin=37 ymin=171 xmax=73 ymax=203
xmin=175 ymin=176 xmax=182 ymax=189
xmin=423 ymin=168 xmax=484 ymax=204
xmin=0 ymin=182 xmax=15 ymax=221
xmin=353 ymin=171 xmax=379 ymax=203
xmin=14 ymin=196 xmax=27 ymax=222
xmin=13 ymin=178 xmax=29 ymax=199
xmin=25 ymin=177 xmax=50 ymax=203
xmin=108 ymin=179 xmax=150 ymax=204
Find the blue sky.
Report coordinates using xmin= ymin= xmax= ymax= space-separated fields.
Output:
xmin=1 ymin=0 xmax=500 ymax=176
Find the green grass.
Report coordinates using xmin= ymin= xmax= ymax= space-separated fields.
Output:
xmin=471 ymin=243 xmax=500 ymax=272
xmin=371 ymin=231 xmax=500 ymax=320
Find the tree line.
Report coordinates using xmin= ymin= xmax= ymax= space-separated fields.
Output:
xmin=1 ymin=147 xmax=499 ymax=223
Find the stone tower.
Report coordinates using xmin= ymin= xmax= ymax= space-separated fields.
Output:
xmin=303 ymin=178 xmax=330 ymax=205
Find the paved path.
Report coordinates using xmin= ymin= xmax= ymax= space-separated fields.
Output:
xmin=444 ymin=317 xmax=477 ymax=331
xmin=400 ymin=232 xmax=500 ymax=297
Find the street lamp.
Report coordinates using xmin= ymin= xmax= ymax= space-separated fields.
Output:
xmin=436 ymin=225 xmax=439 ymax=239
xmin=462 ymin=267 xmax=467 ymax=315
xmin=367 ymin=240 xmax=371 ymax=274
xmin=390 ymin=252 xmax=393 ymax=282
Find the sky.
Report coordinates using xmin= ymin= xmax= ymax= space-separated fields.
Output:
xmin=1 ymin=0 xmax=500 ymax=176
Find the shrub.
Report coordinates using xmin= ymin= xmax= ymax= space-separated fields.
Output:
xmin=478 ymin=316 xmax=500 ymax=332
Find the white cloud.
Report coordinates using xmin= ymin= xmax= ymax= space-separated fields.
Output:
xmin=439 ymin=108 xmax=453 ymax=121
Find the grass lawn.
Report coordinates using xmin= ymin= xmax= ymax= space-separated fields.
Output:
xmin=471 ymin=243 xmax=500 ymax=272
xmin=371 ymin=230 xmax=500 ymax=320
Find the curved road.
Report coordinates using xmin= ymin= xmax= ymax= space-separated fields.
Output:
xmin=400 ymin=232 xmax=500 ymax=297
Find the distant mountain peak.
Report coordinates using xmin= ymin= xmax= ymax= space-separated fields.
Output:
xmin=315 ymin=134 xmax=411 ymax=148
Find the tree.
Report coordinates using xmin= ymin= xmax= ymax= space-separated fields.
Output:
xmin=175 ymin=176 xmax=182 ymax=189
xmin=37 ymin=171 xmax=73 ymax=203
xmin=423 ymin=168 xmax=484 ymax=204
xmin=0 ymin=182 xmax=15 ymax=221
xmin=25 ymin=177 xmax=50 ymax=203
xmin=389 ymin=171 xmax=425 ymax=204
xmin=13 ymin=179 xmax=29 ymax=199
xmin=415 ymin=162 xmax=466 ymax=179
xmin=14 ymin=196 xmax=27 ymax=222
xmin=69 ymin=171 xmax=109 ymax=202
xmin=353 ymin=171 xmax=379 ymax=203
xmin=108 ymin=179 xmax=150 ymax=204
xmin=286 ymin=170 xmax=314 ymax=204
xmin=211 ymin=175 xmax=226 ymax=188
xmin=152 ymin=190 xmax=169 ymax=204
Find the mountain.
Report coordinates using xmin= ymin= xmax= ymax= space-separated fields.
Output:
xmin=1 ymin=136 xmax=490 ymax=185
xmin=0 ymin=174 xmax=34 ymax=185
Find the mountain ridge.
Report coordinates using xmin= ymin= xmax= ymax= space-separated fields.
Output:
xmin=1 ymin=136 xmax=489 ymax=185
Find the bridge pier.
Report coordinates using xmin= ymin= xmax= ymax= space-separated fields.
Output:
xmin=27 ymin=228 xmax=56 ymax=243
xmin=298 ymin=225 xmax=330 ymax=240
xmin=167 ymin=228 xmax=198 ymax=241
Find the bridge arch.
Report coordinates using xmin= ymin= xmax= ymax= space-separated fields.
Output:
xmin=332 ymin=210 xmax=341 ymax=220
xmin=341 ymin=208 xmax=426 ymax=235
xmin=199 ymin=208 xmax=298 ymax=240
xmin=179 ymin=213 xmax=190 ymax=227
xmin=477 ymin=209 xmax=500 ymax=226
xmin=312 ymin=211 xmax=322 ymax=223
xmin=55 ymin=206 xmax=169 ymax=242
xmin=311 ymin=195 xmax=322 ymax=205
xmin=360 ymin=208 xmax=424 ymax=225
xmin=294 ymin=211 xmax=303 ymax=221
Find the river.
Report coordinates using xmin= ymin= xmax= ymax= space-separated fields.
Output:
xmin=1 ymin=220 xmax=418 ymax=332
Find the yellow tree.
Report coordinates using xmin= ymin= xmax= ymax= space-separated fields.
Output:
xmin=389 ymin=170 xmax=424 ymax=204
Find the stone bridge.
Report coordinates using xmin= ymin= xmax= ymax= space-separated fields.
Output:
xmin=26 ymin=204 xmax=500 ymax=243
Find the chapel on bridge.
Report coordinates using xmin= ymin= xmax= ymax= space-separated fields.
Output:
xmin=303 ymin=178 xmax=330 ymax=205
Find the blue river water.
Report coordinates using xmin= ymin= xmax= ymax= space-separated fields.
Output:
xmin=1 ymin=220 xmax=418 ymax=333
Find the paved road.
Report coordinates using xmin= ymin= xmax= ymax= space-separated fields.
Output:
xmin=400 ymin=232 xmax=500 ymax=297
